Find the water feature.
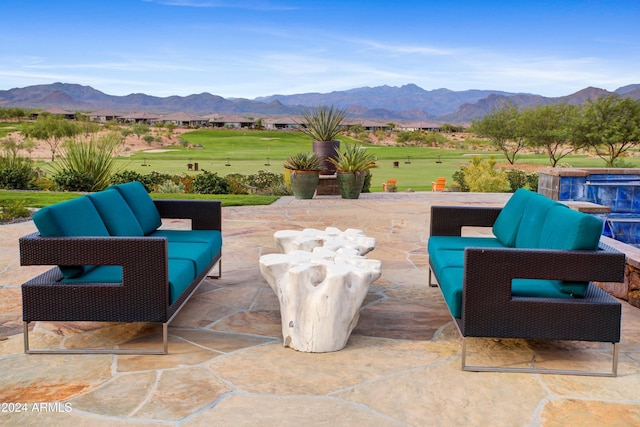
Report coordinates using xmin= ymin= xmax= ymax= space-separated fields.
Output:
xmin=538 ymin=168 xmax=640 ymax=246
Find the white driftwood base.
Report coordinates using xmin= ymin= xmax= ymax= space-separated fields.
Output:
xmin=259 ymin=248 xmax=381 ymax=352
xmin=273 ymin=227 xmax=375 ymax=256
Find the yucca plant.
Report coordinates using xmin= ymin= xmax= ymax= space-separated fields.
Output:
xmin=52 ymin=133 xmax=122 ymax=191
xmin=329 ymin=143 xmax=377 ymax=172
xmin=282 ymin=152 xmax=323 ymax=171
xmin=297 ymin=105 xmax=347 ymax=142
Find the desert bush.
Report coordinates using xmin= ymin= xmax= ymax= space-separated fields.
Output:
xmin=0 ymin=152 xmax=38 ymax=189
xmin=53 ymin=135 xmax=120 ymax=191
xmin=156 ymin=179 xmax=185 ymax=193
xmin=527 ymin=172 xmax=539 ymax=192
xmin=246 ymin=170 xmax=283 ymax=191
xmin=452 ymin=169 xmax=469 ymax=192
xmin=53 ymin=169 xmax=95 ymax=192
xmin=506 ymin=169 xmax=528 ymax=192
xmin=225 ymin=173 xmax=249 ymax=194
xmin=462 ymin=156 xmax=510 ymax=193
xmin=0 ymin=199 xmax=31 ymax=223
xmin=192 ymin=170 xmax=229 ymax=194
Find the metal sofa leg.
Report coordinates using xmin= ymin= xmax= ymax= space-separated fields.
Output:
xmin=23 ymin=321 xmax=169 ymax=355
xmin=428 ymin=267 xmax=437 ymax=287
xmin=461 ymin=337 xmax=619 ymax=377
xmin=207 ymin=259 xmax=221 ymax=279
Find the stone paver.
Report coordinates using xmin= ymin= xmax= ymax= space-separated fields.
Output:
xmin=2 ymin=192 xmax=640 ymax=426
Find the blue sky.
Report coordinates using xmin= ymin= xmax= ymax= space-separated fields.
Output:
xmin=1 ymin=0 xmax=639 ymax=99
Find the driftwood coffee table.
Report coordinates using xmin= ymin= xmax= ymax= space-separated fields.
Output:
xmin=259 ymin=227 xmax=381 ymax=352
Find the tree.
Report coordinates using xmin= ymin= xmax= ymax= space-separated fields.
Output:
xmin=131 ymin=123 xmax=150 ymax=139
xmin=469 ymin=101 xmax=525 ymax=164
xmin=21 ymin=114 xmax=79 ymax=161
xmin=573 ymin=95 xmax=640 ymax=167
xmin=520 ymin=103 xmax=578 ymax=167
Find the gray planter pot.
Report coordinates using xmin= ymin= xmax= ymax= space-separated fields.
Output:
xmin=312 ymin=140 xmax=340 ymax=176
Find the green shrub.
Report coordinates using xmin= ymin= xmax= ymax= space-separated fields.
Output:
xmin=452 ymin=169 xmax=469 ymax=192
xmin=156 ymin=179 xmax=185 ymax=193
xmin=225 ymin=173 xmax=249 ymax=194
xmin=0 ymin=199 xmax=31 ymax=223
xmin=506 ymin=169 xmax=528 ymax=192
xmin=0 ymin=152 xmax=38 ymax=190
xmin=462 ymin=156 xmax=510 ymax=193
xmin=192 ymin=170 xmax=229 ymax=194
xmin=246 ymin=170 xmax=283 ymax=191
xmin=52 ymin=169 xmax=95 ymax=192
xmin=527 ymin=173 xmax=539 ymax=192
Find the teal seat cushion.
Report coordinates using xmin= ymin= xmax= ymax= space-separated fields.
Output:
xmin=168 ymin=242 xmax=213 ymax=275
xmin=515 ymin=194 xmax=564 ymax=248
xmin=150 ymin=230 xmax=222 ymax=259
xmin=429 ymin=249 xmax=465 ymax=280
xmin=492 ymin=189 xmax=535 ymax=247
xmin=88 ymin=189 xmax=144 ymax=236
xmin=428 ymin=236 xmax=505 ymax=252
xmin=110 ymin=182 xmax=162 ymax=235
xmin=61 ymin=259 xmax=196 ymax=305
xmin=437 ymin=267 xmax=464 ymax=318
xmin=32 ymin=196 xmax=109 ymax=279
xmin=512 ymin=279 xmax=574 ymax=299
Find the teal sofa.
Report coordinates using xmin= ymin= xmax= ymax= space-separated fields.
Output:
xmin=19 ymin=181 xmax=222 ymax=354
xmin=428 ymin=189 xmax=625 ymax=376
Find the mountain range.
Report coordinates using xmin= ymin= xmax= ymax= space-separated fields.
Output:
xmin=1 ymin=82 xmax=639 ymax=123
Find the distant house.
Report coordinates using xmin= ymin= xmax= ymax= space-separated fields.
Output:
xmin=89 ymin=110 xmax=122 ymax=122
xmin=344 ymin=119 xmax=392 ymax=132
xmin=159 ymin=112 xmax=208 ymax=127
xmin=30 ymin=108 xmax=77 ymax=120
xmin=398 ymin=121 xmax=443 ymax=132
xmin=118 ymin=112 xmax=161 ymax=125
xmin=262 ymin=117 xmax=300 ymax=130
xmin=204 ymin=114 xmax=255 ymax=129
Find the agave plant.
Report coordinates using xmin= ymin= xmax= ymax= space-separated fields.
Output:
xmin=297 ymin=105 xmax=347 ymax=142
xmin=328 ymin=143 xmax=377 ymax=172
xmin=282 ymin=152 xmax=323 ymax=171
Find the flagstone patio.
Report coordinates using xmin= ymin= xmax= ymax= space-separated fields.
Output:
xmin=1 ymin=192 xmax=640 ymax=426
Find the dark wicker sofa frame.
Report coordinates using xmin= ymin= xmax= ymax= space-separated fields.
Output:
xmin=429 ymin=205 xmax=626 ymax=376
xmin=19 ymin=199 xmax=222 ymax=355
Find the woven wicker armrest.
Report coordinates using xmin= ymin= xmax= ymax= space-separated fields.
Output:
xmin=154 ymin=199 xmax=221 ymax=230
xmin=460 ymin=245 xmax=625 ymax=342
xmin=19 ymin=234 xmax=170 ymax=322
xmin=430 ymin=206 xmax=502 ymax=236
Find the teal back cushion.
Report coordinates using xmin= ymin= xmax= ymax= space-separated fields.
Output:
xmin=32 ymin=196 xmax=109 ymax=279
xmin=514 ymin=194 xmax=563 ymax=248
xmin=88 ymin=189 xmax=144 ymax=236
xmin=492 ymin=189 xmax=535 ymax=247
xmin=540 ymin=206 xmax=604 ymax=297
xmin=540 ymin=205 xmax=603 ymax=251
xmin=110 ymin=181 xmax=161 ymax=235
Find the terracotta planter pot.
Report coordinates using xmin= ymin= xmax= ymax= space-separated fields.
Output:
xmin=312 ymin=140 xmax=340 ymax=175
xmin=289 ymin=170 xmax=320 ymax=199
xmin=336 ymin=171 xmax=365 ymax=199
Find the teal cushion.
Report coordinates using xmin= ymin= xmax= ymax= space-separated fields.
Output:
xmin=32 ymin=196 xmax=109 ymax=279
xmin=150 ymin=230 xmax=222 ymax=260
xmin=512 ymin=279 xmax=574 ymax=299
xmin=88 ymin=189 xmax=144 ymax=236
xmin=428 ymin=236 xmax=505 ymax=252
xmin=492 ymin=189 xmax=536 ymax=247
xmin=110 ymin=182 xmax=162 ymax=235
xmin=61 ymin=259 xmax=196 ymax=305
xmin=437 ymin=267 xmax=464 ymax=318
xmin=540 ymin=205 xmax=604 ymax=251
xmin=514 ymin=194 xmax=564 ymax=248
xmin=539 ymin=206 xmax=603 ymax=297
xmin=429 ymin=249 xmax=465 ymax=280
xmin=168 ymin=242 xmax=212 ymax=275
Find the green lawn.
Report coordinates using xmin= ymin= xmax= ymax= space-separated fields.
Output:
xmin=109 ymin=129 xmax=631 ymax=192
xmin=0 ymin=190 xmax=278 ymax=208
